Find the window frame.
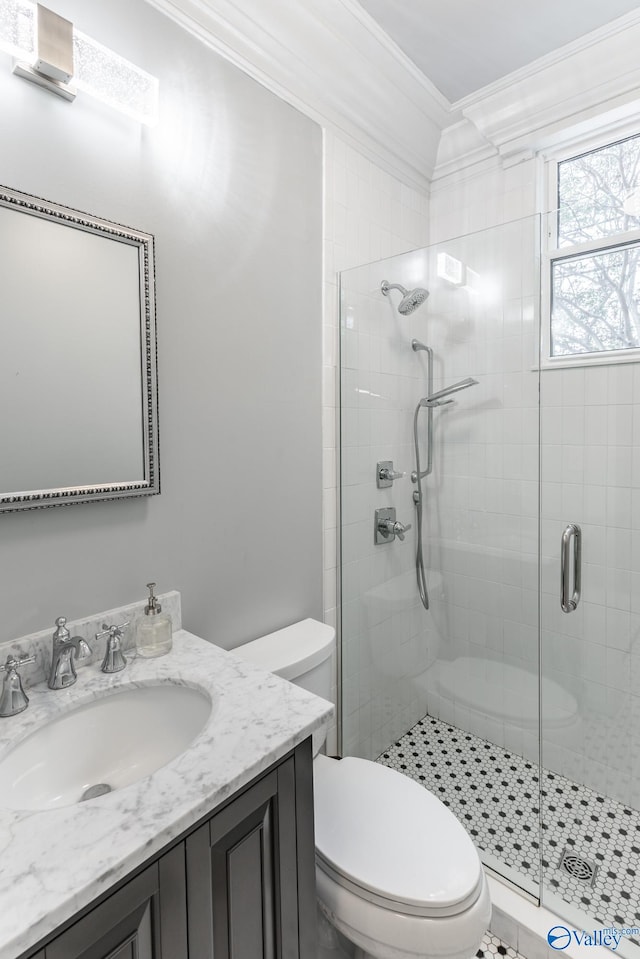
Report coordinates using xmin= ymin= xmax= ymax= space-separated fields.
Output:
xmin=542 ymin=124 xmax=640 ymax=369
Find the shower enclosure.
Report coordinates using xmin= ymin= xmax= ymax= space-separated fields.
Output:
xmin=339 ymin=214 xmax=640 ymax=956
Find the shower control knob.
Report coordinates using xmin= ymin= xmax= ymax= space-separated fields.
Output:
xmin=391 ymin=520 xmax=411 ymax=541
xmin=379 ymin=467 xmax=404 ymax=482
xmin=376 ymin=518 xmax=412 ymax=541
xmin=375 ymin=507 xmax=412 ymax=544
xmin=376 ymin=461 xmax=406 ymax=488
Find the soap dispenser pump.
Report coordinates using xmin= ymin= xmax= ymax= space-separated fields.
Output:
xmin=136 ymin=583 xmax=172 ymax=658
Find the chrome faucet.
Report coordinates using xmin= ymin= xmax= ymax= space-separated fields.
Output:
xmin=48 ymin=616 xmax=92 ymax=690
xmin=0 ymin=654 xmax=35 ymax=717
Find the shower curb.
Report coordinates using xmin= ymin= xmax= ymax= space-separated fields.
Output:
xmin=488 ymin=876 xmax=613 ymax=959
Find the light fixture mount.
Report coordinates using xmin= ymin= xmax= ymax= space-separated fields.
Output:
xmin=13 ymin=3 xmax=75 ymax=100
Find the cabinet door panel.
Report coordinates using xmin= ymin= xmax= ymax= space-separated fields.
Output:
xmin=186 ymin=823 xmax=214 ymax=959
xmin=187 ymin=764 xmax=300 ymax=959
xmin=44 ymin=848 xmax=187 ymax=959
xmin=227 ymin=824 xmax=271 ymax=958
xmin=45 ymin=865 xmax=158 ymax=959
xmin=158 ymin=843 xmax=189 ymax=957
xmin=102 ymin=929 xmax=143 ymax=959
xmin=211 ymin=769 xmax=279 ymax=959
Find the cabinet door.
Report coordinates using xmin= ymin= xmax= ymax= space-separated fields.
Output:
xmin=186 ymin=746 xmax=314 ymax=959
xmin=44 ymin=845 xmax=187 ymax=959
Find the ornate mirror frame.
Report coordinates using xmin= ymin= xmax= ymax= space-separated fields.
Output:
xmin=0 ymin=185 xmax=159 ymax=512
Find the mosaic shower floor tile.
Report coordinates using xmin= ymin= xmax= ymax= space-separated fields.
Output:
xmin=378 ymin=715 xmax=640 ymax=948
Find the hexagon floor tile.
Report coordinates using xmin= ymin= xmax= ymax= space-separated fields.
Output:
xmin=378 ymin=714 xmax=640 ymax=949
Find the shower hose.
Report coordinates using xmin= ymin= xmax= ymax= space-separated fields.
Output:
xmin=413 ymin=401 xmax=430 ymax=610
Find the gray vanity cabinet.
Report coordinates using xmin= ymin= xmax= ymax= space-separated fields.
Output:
xmin=22 ymin=741 xmax=315 ymax=959
xmin=185 ymin=745 xmax=316 ymax=959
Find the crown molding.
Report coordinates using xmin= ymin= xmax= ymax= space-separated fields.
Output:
xmin=142 ymin=0 xmax=450 ymax=192
xmin=431 ymin=119 xmax=496 ymax=185
xmin=142 ymin=1 xmax=640 ymax=196
xmin=337 ymin=0 xmax=450 ymax=115
xmin=453 ymin=8 xmax=640 ymax=115
xmin=460 ymin=11 xmax=640 ymax=162
xmin=431 ymin=11 xmax=640 ymax=184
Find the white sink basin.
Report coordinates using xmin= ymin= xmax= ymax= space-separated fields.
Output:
xmin=0 ymin=683 xmax=212 ymax=811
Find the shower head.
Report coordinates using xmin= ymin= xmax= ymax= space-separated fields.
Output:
xmin=411 ymin=339 xmax=430 ymax=352
xmin=381 ymin=280 xmax=429 ymax=315
xmin=420 ymin=377 xmax=478 ymax=407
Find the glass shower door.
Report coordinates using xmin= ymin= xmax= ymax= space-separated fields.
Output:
xmin=339 ymin=214 xmax=543 ymax=899
xmin=539 ymin=197 xmax=640 ymax=954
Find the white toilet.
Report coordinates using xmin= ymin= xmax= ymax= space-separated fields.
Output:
xmin=234 ymin=619 xmax=491 ymax=959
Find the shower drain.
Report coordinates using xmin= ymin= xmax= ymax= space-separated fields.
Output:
xmin=558 ymin=847 xmax=598 ymax=886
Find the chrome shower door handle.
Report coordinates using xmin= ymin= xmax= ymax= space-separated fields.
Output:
xmin=560 ymin=523 xmax=581 ymax=613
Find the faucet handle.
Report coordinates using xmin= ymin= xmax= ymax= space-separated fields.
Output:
xmin=0 ymin=654 xmax=36 ymax=673
xmin=376 ymin=460 xmax=406 ymax=488
xmin=392 ymin=520 xmax=412 ymax=541
xmin=97 ymin=622 xmax=129 ymax=674
xmin=95 ymin=621 xmax=130 ymax=642
xmin=0 ymin=654 xmax=36 ymax=718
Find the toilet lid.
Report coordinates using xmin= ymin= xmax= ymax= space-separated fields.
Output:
xmin=313 ymin=756 xmax=483 ymax=917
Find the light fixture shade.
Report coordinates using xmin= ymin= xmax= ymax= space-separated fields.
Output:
xmin=74 ymin=30 xmax=159 ymax=125
xmin=34 ymin=2 xmax=72 ymax=82
xmin=0 ymin=0 xmax=34 ymax=60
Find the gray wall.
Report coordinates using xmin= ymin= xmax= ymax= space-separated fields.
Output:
xmin=0 ymin=0 xmax=323 ymax=647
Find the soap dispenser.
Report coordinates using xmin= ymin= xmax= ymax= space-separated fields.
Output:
xmin=136 ymin=583 xmax=172 ymax=658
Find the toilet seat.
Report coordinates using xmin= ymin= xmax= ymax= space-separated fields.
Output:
xmin=313 ymin=755 xmax=483 ymax=919
xmin=316 ymin=853 xmax=484 ymax=918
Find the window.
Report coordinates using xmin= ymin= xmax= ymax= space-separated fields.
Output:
xmin=545 ymin=131 xmax=640 ymax=365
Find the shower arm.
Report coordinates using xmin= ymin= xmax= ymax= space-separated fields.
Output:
xmin=412 ymin=346 xmax=434 ymax=483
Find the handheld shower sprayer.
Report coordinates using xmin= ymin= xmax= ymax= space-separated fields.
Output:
xmin=381 ymin=281 xmax=429 ymax=315
xmin=420 ymin=377 xmax=478 ymax=407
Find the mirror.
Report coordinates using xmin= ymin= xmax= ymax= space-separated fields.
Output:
xmin=0 ymin=185 xmax=159 ymax=512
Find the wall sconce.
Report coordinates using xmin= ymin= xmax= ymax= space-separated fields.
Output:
xmin=0 ymin=0 xmax=159 ymax=124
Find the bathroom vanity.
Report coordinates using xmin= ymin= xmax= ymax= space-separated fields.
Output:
xmin=0 ymin=618 xmax=332 ymax=959
xmin=22 ymin=742 xmax=312 ymax=959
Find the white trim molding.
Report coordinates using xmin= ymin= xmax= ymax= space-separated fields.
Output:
xmin=142 ymin=0 xmax=448 ymax=191
xmin=142 ymin=1 xmax=640 ymax=196
xmin=440 ymin=9 xmax=640 ymax=177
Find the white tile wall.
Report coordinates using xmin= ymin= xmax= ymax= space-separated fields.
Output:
xmin=430 ymin=159 xmax=538 ymax=245
xmin=339 ymin=259 xmax=436 ymax=759
xmin=322 ymin=130 xmax=430 ymax=755
xmin=401 ymin=216 xmax=542 ymax=763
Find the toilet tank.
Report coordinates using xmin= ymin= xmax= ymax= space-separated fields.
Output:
xmin=233 ymin=618 xmax=335 ymax=701
xmin=233 ymin=619 xmax=335 ymax=756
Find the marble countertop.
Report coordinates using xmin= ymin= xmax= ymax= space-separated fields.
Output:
xmin=0 ymin=629 xmax=333 ymax=959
